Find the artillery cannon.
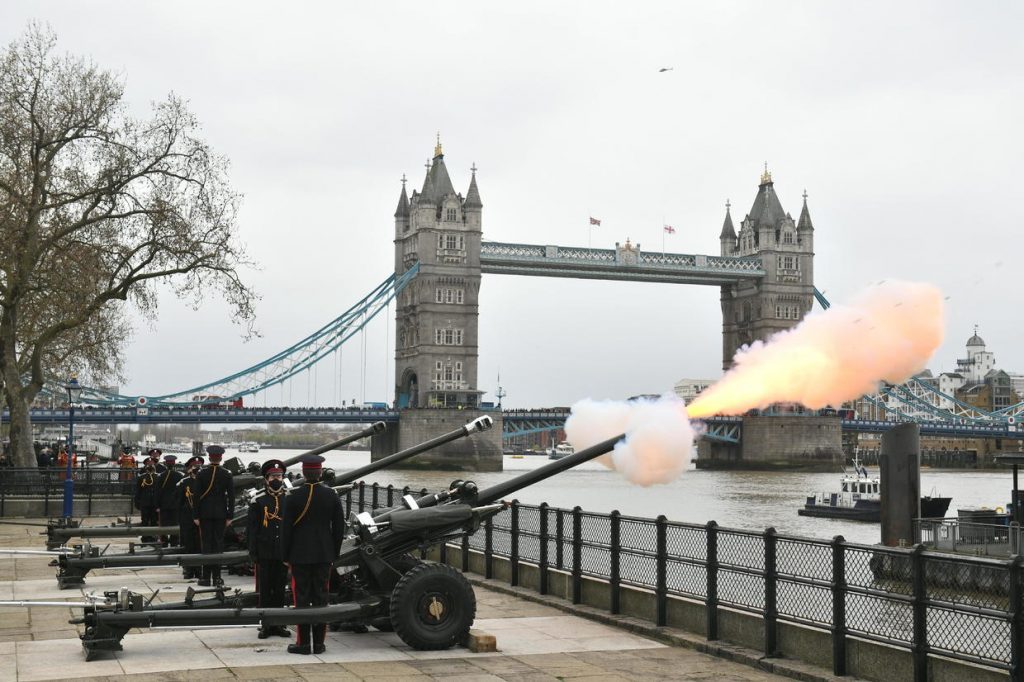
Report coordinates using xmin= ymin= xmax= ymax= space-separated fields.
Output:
xmin=72 ymin=433 xmax=625 ymax=660
xmin=53 ymin=418 xmax=493 ymax=588
xmin=43 ymin=422 xmax=388 ymax=550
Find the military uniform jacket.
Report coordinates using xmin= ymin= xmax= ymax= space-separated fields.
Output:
xmin=176 ymin=476 xmax=198 ymax=521
xmin=281 ymin=483 xmax=345 ymax=565
xmin=247 ymin=490 xmax=285 ymax=561
xmin=157 ymin=469 xmax=185 ymax=510
xmin=194 ymin=465 xmax=234 ymax=520
xmin=134 ymin=471 xmax=159 ymax=509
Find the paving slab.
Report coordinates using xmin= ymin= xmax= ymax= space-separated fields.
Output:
xmin=14 ymin=638 xmax=125 ymax=681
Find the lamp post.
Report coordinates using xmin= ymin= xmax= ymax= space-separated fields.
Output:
xmin=62 ymin=377 xmax=83 ymax=518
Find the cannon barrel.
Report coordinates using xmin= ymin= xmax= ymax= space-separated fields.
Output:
xmin=474 ymin=434 xmax=623 ymax=505
xmin=49 ymin=525 xmax=178 ymax=543
xmin=335 ymin=416 xmax=493 ymax=486
xmin=280 ymin=421 xmax=387 ymax=467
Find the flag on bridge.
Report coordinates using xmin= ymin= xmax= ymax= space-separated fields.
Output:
xmin=589 ymin=217 xmax=601 ymax=226
xmin=663 ymin=225 xmax=676 ymax=234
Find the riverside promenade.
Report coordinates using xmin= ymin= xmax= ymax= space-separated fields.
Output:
xmin=0 ymin=517 xmax=796 ymax=682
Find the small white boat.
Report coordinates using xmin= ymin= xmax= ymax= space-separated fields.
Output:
xmin=548 ymin=442 xmax=574 ymax=460
xmin=238 ymin=442 xmax=260 ymax=453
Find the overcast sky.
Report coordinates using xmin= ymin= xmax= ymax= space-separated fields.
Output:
xmin=2 ymin=2 xmax=1021 ymax=409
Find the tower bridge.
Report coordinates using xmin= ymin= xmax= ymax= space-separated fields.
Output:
xmin=41 ymin=140 xmax=1023 ymax=470
xmin=388 ymin=143 xmax=817 ymax=468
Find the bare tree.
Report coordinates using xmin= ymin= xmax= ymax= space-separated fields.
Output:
xmin=0 ymin=25 xmax=256 ymax=466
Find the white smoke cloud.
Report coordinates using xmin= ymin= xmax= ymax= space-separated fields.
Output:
xmin=564 ymin=394 xmax=694 ymax=486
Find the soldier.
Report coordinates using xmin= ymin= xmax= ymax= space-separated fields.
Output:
xmin=134 ymin=457 xmax=160 ymax=542
xmin=156 ymin=454 xmax=184 ymax=546
xmin=117 ymin=447 xmax=137 ymax=484
xmin=247 ymin=459 xmax=291 ymax=639
xmin=177 ymin=456 xmax=203 ymax=579
xmin=193 ymin=445 xmax=233 ymax=587
xmin=281 ymin=455 xmax=345 ymax=655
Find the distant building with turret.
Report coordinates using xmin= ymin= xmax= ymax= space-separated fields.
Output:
xmin=851 ymin=328 xmax=1021 ymax=419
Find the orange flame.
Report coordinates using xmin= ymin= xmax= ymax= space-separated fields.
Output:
xmin=687 ymin=281 xmax=945 ymax=419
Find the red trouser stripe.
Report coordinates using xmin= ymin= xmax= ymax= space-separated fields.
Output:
xmin=291 ymin=574 xmax=302 ymax=646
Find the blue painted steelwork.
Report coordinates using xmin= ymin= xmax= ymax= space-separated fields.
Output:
xmin=21 ymin=407 xmax=401 ymax=425
xmin=480 ymin=242 xmax=764 ymax=285
xmin=813 ymin=286 xmax=830 ymax=310
xmin=44 ymin=265 xmax=420 ymax=408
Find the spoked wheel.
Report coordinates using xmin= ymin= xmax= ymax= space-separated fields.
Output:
xmin=389 ymin=562 xmax=475 ymax=650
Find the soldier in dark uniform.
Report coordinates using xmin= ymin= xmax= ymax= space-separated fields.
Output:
xmin=177 ymin=456 xmax=203 ymax=579
xmin=156 ymin=454 xmax=184 ymax=546
xmin=247 ymin=459 xmax=291 ymax=639
xmin=193 ymin=445 xmax=233 ymax=587
xmin=281 ymin=455 xmax=345 ymax=655
xmin=134 ymin=457 xmax=160 ymax=542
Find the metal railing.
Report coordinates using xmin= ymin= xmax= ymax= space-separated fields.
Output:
xmin=0 ymin=467 xmax=135 ymax=516
xmin=916 ymin=518 xmax=1024 ymax=557
xmin=344 ymin=481 xmax=1022 ymax=678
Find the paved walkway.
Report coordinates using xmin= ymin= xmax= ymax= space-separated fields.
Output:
xmin=0 ymin=517 xmax=788 ymax=681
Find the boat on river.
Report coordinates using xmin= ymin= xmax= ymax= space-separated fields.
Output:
xmin=548 ymin=442 xmax=574 ymax=460
xmin=799 ymin=459 xmax=952 ymax=522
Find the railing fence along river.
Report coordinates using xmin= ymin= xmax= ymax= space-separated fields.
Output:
xmin=348 ymin=481 xmax=1020 ymax=680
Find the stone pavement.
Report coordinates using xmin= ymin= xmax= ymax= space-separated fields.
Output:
xmin=0 ymin=518 xmax=789 ymax=681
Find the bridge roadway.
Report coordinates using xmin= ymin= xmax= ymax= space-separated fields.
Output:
xmin=15 ymin=408 xmax=1020 ymax=441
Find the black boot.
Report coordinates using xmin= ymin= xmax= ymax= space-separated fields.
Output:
xmin=287 ymin=644 xmax=311 ymax=655
xmin=313 ymin=643 xmax=326 ymax=654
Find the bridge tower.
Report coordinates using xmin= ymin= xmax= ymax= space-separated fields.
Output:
xmin=385 ymin=138 xmax=501 ymax=470
xmin=718 ymin=167 xmax=815 ymax=369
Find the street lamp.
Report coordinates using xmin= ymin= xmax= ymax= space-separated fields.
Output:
xmin=62 ymin=377 xmax=83 ymax=518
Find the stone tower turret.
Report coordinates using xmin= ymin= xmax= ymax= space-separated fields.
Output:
xmin=719 ymin=166 xmax=815 ymax=370
xmin=393 ymin=138 xmax=483 ymax=409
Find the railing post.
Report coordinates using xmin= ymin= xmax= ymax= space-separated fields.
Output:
xmin=911 ymin=545 xmax=928 ymax=682
xmin=461 ymin=531 xmax=470 ymax=573
xmin=706 ymin=521 xmax=719 ymax=640
xmin=386 ymin=484 xmax=394 ymax=506
xmin=439 ymin=536 xmax=448 ymax=564
xmin=610 ymin=510 xmax=621 ymax=615
xmin=555 ymin=508 xmax=565 ymax=570
xmin=484 ymin=516 xmax=494 ymax=579
xmin=510 ymin=500 xmax=520 ymax=587
xmin=656 ymin=515 xmax=667 ymax=626
xmin=1010 ymin=555 xmax=1023 ymax=680
xmin=763 ymin=527 xmax=778 ymax=657
xmin=831 ymin=535 xmax=847 ymax=676
xmin=357 ymin=481 xmax=365 ymax=512
xmin=371 ymin=482 xmax=379 ymax=510
xmin=572 ymin=506 xmax=582 ymax=604
xmin=539 ymin=502 xmax=549 ymax=595
xmin=345 ymin=486 xmax=352 ymax=517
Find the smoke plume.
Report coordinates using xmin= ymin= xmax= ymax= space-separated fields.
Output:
xmin=687 ymin=280 xmax=944 ymax=418
xmin=564 ymin=395 xmax=694 ymax=486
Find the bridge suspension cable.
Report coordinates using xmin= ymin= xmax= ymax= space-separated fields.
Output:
xmin=51 ymin=264 xmax=419 ymax=407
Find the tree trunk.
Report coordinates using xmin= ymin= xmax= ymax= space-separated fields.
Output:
xmin=6 ymin=386 xmax=35 ymax=468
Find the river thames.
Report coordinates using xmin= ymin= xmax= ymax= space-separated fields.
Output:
xmin=232 ymin=448 xmax=1017 ymax=546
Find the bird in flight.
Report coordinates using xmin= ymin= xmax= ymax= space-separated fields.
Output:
xmin=659 ymin=67 xmax=674 ymax=72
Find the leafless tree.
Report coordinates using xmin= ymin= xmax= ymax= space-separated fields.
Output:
xmin=0 ymin=25 xmax=256 ymax=466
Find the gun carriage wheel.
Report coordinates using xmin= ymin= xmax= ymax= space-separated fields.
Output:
xmin=389 ymin=562 xmax=475 ymax=650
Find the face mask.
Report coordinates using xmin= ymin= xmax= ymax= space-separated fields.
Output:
xmin=268 ymin=479 xmax=284 ymax=491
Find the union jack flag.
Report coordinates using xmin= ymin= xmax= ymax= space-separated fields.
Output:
xmin=589 ymin=217 xmax=601 ymax=226
xmin=663 ymin=225 xmax=676 ymax=234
